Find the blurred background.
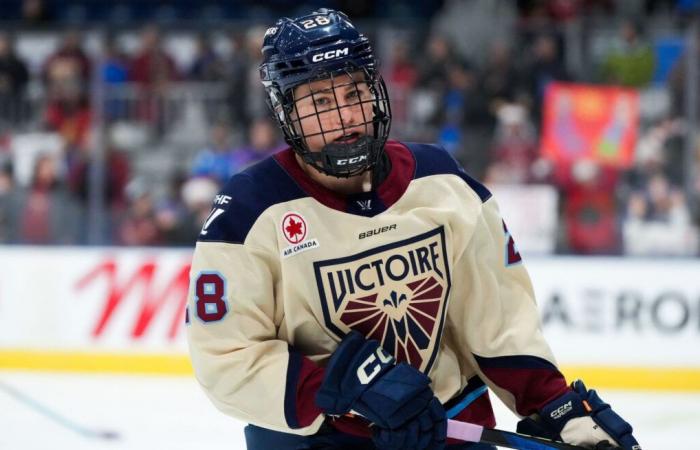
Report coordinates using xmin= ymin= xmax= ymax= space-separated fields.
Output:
xmin=0 ymin=0 xmax=698 ymax=448
xmin=0 ymin=0 xmax=698 ymax=253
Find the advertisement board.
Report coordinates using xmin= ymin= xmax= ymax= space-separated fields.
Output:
xmin=0 ymin=247 xmax=697 ymax=389
xmin=0 ymin=247 xmax=190 ymax=350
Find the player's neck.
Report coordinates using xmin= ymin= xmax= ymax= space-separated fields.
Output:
xmin=295 ymin=154 xmax=372 ymax=195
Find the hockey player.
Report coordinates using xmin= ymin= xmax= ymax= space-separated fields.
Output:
xmin=187 ymin=9 xmax=641 ymax=450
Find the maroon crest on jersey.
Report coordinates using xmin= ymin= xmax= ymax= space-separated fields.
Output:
xmin=313 ymin=226 xmax=451 ymax=373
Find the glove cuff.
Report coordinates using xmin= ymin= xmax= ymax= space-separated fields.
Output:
xmin=315 ymin=387 xmax=353 ymax=415
xmin=572 ymin=380 xmax=634 ymax=442
xmin=538 ymin=389 xmax=588 ymax=434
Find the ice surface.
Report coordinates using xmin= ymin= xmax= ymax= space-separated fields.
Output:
xmin=0 ymin=371 xmax=696 ymax=449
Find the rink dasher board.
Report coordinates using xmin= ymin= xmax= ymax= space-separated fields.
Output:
xmin=0 ymin=246 xmax=697 ymax=391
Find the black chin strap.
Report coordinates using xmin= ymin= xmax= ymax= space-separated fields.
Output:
xmin=371 ymin=150 xmax=391 ymax=188
xmin=299 ymin=141 xmax=390 ymax=192
xmin=301 ymin=135 xmax=383 ymax=178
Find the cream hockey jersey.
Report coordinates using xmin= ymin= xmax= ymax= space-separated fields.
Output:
xmin=186 ymin=141 xmax=569 ymax=437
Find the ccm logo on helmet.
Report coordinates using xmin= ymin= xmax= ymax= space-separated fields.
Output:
xmin=311 ymin=47 xmax=349 ymax=63
xmin=336 ymin=155 xmax=368 ymax=166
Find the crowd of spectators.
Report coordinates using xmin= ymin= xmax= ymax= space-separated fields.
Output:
xmin=0 ymin=0 xmax=698 ymax=255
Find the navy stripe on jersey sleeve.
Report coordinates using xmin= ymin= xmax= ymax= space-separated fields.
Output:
xmin=284 ymin=348 xmax=324 ymax=429
xmin=198 ymin=156 xmax=307 ymax=244
xmin=284 ymin=350 xmax=304 ymax=429
xmin=405 ymin=142 xmax=492 ymax=203
xmin=473 ymin=353 xmax=570 ymax=416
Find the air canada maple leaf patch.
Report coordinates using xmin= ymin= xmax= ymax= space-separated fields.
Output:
xmin=282 ymin=213 xmax=306 ymax=244
xmin=280 ymin=212 xmax=319 ymax=258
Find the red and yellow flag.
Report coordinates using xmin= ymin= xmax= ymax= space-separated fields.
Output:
xmin=540 ymin=82 xmax=639 ymax=168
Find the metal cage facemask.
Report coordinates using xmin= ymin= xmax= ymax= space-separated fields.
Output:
xmin=266 ymin=66 xmax=391 ymax=178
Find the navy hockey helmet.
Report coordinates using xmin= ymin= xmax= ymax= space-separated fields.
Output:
xmin=259 ymin=9 xmax=391 ymax=178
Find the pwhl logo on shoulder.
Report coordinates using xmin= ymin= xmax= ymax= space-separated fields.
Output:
xmin=281 ymin=212 xmax=319 ymax=258
xmin=314 ymin=227 xmax=451 ymax=373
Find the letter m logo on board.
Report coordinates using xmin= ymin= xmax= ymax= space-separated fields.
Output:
xmin=313 ymin=227 xmax=451 ymax=374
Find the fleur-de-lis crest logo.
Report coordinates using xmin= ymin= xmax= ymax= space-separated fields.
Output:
xmin=383 ymin=290 xmax=406 ymax=308
xmin=314 ymin=227 xmax=451 ymax=372
xmin=382 ymin=290 xmax=410 ymax=341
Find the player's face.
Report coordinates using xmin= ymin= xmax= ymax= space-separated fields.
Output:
xmin=291 ymin=72 xmax=375 ymax=152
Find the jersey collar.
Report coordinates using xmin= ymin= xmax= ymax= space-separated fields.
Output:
xmin=273 ymin=140 xmax=416 ymax=215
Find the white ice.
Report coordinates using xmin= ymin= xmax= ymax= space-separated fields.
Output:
xmin=0 ymin=371 xmax=696 ymax=450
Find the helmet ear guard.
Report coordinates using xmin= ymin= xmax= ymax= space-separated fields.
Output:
xmin=259 ymin=9 xmax=392 ymax=178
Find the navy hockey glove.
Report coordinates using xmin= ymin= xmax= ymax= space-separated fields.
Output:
xmin=517 ymin=380 xmax=641 ymax=450
xmin=372 ymin=397 xmax=446 ymax=450
xmin=316 ymin=331 xmax=446 ymax=449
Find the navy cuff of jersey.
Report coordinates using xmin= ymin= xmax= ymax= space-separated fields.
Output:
xmin=284 ymin=349 xmax=304 ymax=429
xmin=473 ymin=354 xmax=570 ymax=416
xmin=284 ymin=347 xmax=325 ymax=429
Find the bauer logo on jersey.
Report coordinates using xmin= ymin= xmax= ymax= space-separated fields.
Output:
xmin=281 ymin=212 xmax=319 ymax=258
xmin=314 ymin=226 xmax=451 ymax=373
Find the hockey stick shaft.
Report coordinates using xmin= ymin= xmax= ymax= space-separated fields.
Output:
xmin=447 ymin=419 xmax=586 ymax=450
xmin=0 ymin=379 xmax=119 ymax=440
